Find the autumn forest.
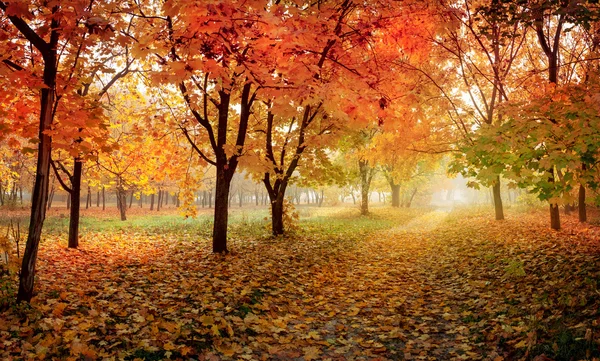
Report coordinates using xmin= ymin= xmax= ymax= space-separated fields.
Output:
xmin=2 ymin=0 xmax=600 ymax=360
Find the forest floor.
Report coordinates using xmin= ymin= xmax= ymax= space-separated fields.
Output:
xmin=1 ymin=205 xmax=600 ymax=361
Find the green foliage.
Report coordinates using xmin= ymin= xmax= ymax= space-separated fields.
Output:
xmin=451 ymin=82 xmax=600 ymax=206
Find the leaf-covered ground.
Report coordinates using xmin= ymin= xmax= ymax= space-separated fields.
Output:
xmin=2 ymin=206 xmax=600 ymax=360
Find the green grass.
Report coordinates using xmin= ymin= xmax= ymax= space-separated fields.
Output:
xmin=0 ymin=205 xmax=427 ymax=242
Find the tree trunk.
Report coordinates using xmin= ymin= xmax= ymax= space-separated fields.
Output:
xmin=579 ymin=184 xmax=587 ymax=223
xmin=549 ymin=169 xmax=561 ymax=230
xmin=150 ymin=193 xmax=155 ymax=211
xmin=212 ymin=170 xmax=232 ymax=253
xmin=359 ymin=159 xmax=373 ymax=216
xmin=17 ymin=49 xmax=58 ymax=302
xmin=319 ymin=189 xmax=324 ymax=207
xmin=66 ymin=193 xmax=71 ymax=210
xmin=129 ymin=190 xmax=134 ymax=208
xmin=102 ymin=186 xmax=106 ymax=211
xmin=96 ymin=190 xmax=100 ymax=207
xmin=407 ymin=188 xmax=418 ymax=208
xmin=208 ymin=191 xmax=213 ymax=209
xmin=117 ymin=188 xmax=127 ymax=221
xmin=238 ymin=189 xmax=243 ymax=207
xmin=390 ymin=183 xmax=400 ymax=207
xmin=67 ymin=159 xmax=82 ymax=249
xmin=85 ymin=186 xmax=91 ymax=209
xmin=157 ymin=190 xmax=162 ymax=211
xmin=550 ymin=203 xmax=560 ymax=230
xmin=492 ymin=179 xmax=504 ymax=220
xmin=270 ymin=193 xmax=285 ymax=236
xmin=47 ymin=186 xmax=55 ymax=210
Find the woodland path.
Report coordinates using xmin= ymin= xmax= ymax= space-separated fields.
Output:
xmin=2 ymin=209 xmax=599 ymax=360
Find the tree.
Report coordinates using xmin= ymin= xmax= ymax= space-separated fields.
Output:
xmin=430 ymin=0 xmax=531 ymax=221
xmin=50 ymin=54 xmax=133 ymax=248
xmin=467 ymin=0 xmax=600 ymax=229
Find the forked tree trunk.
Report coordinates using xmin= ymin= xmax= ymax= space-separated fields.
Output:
xmin=492 ymin=179 xmax=504 ymax=220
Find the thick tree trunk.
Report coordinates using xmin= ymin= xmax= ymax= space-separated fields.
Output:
xmin=17 ymin=71 xmax=56 ymax=303
xmin=579 ymin=184 xmax=587 ymax=223
xmin=550 ymin=203 xmax=560 ymax=230
xmin=360 ymin=187 xmax=369 ymax=215
xmin=68 ymin=159 xmax=82 ymax=249
xmin=270 ymin=193 xmax=285 ymax=236
xmin=492 ymin=179 xmax=504 ymax=220
xmin=212 ymin=170 xmax=232 ymax=253
xmin=150 ymin=193 xmax=155 ymax=211
xmin=390 ymin=183 xmax=400 ymax=208
xmin=66 ymin=193 xmax=71 ymax=210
